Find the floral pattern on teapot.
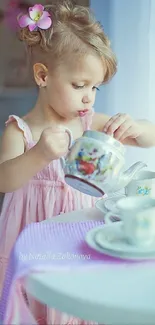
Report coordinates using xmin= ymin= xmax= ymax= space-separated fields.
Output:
xmin=64 ymin=130 xmax=147 ymax=196
xmin=65 ymin=140 xmax=119 ymax=181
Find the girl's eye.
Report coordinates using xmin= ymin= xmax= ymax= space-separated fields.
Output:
xmin=73 ymin=84 xmax=100 ymax=91
xmin=73 ymin=84 xmax=84 ymax=89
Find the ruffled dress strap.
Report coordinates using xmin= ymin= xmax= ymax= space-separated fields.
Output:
xmin=5 ymin=115 xmax=33 ymax=148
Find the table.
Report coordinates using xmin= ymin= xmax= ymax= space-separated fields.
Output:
xmin=26 ymin=208 xmax=155 ymax=325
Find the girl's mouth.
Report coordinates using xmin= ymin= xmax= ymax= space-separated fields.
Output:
xmin=78 ymin=109 xmax=89 ymax=117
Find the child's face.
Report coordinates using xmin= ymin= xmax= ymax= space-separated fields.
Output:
xmin=45 ymin=53 xmax=104 ymax=119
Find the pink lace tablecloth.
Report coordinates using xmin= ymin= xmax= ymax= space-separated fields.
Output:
xmin=0 ymin=220 xmax=154 ymax=324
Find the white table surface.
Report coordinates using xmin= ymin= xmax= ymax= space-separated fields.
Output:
xmin=26 ymin=207 xmax=155 ymax=325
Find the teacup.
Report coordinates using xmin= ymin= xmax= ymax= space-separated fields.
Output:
xmin=105 ymin=170 xmax=155 ymax=215
xmin=125 ymin=170 xmax=155 ymax=197
xmin=104 ymin=196 xmax=155 ymax=247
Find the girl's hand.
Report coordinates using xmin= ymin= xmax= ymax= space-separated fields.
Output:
xmin=103 ymin=113 xmax=142 ymax=142
xmin=36 ymin=125 xmax=70 ymax=162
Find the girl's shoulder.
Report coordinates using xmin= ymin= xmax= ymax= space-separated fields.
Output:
xmin=5 ymin=115 xmax=33 ymax=144
xmin=0 ymin=116 xmax=25 ymax=163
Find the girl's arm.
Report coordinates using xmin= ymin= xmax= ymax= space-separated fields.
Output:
xmin=0 ymin=122 xmax=49 ymax=193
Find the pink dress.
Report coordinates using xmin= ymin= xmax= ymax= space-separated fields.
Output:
xmin=0 ymin=114 xmax=98 ymax=325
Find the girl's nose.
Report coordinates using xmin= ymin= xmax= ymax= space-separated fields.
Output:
xmin=82 ymin=95 xmax=92 ymax=104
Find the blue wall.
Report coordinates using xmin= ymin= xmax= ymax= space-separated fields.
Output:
xmin=90 ymin=0 xmax=112 ymax=114
xmin=90 ymin=0 xmax=150 ymax=118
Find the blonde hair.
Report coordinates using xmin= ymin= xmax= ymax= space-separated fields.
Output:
xmin=18 ymin=0 xmax=117 ymax=83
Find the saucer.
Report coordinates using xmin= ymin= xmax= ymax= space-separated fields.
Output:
xmin=85 ymin=223 xmax=155 ymax=260
xmin=95 ymin=195 xmax=125 ymax=222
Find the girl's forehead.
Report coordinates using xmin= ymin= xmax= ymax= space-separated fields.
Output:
xmin=57 ymin=53 xmax=105 ymax=83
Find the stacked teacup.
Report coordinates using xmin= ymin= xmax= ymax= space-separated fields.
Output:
xmin=105 ymin=170 xmax=155 ymax=247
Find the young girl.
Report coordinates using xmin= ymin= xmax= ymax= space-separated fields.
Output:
xmin=0 ymin=1 xmax=155 ymax=324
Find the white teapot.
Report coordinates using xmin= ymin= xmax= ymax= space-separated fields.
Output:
xmin=62 ymin=130 xmax=147 ymax=197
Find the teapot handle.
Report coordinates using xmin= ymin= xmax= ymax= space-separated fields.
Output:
xmin=60 ymin=128 xmax=73 ymax=169
xmin=65 ymin=127 xmax=73 ymax=149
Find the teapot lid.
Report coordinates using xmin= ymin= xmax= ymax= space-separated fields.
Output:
xmin=83 ymin=130 xmax=125 ymax=155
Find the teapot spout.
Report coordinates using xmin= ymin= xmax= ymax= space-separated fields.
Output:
xmin=123 ymin=161 xmax=147 ymax=181
xmin=110 ymin=161 xmax=147 ymax=192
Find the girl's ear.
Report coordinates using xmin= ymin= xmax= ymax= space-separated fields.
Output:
xmin=33 ymin=63 xmax=48 ymax=87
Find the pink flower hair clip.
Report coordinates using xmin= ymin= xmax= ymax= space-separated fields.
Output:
xmin=18 ymin=4 xmax=52 ymax=31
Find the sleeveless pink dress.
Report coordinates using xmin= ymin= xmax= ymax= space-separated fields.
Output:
xmin=0 ymin=114 xmax=98 ymax=325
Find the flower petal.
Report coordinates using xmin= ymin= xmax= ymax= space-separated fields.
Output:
xmin=29 ymin=4 xmax=44 ymax=20
xmin=41 ymin=11 xmax=50 ymax=18
xmin=18 ymin=14 xmax=32 ymax=28
xmin=33 ymin=4 xmax=44 ymax=12
xmin=28 ymin=22 xmax=37 ymax=31
xmin=37 ymin=16 xmax=52 ymax=30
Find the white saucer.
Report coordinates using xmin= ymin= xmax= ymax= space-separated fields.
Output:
xmin=95 ymin=195 xmax=125 ymax=222
xmin=85 ymin=223 xmax=155 ymax=260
